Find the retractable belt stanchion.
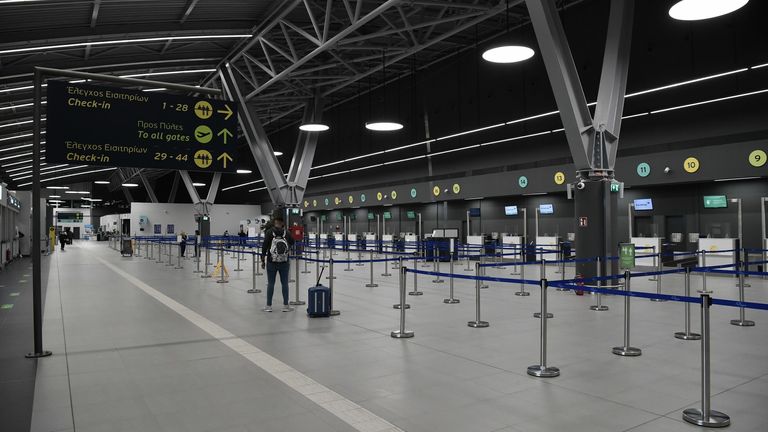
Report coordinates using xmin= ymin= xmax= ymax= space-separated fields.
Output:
xmin=301 ymin=247 xmax=310 ymax=274
xmin=510 ymin=246 xmax=520 ymax=275
xmin=193 ymin=242 xmax=203 ymax=273
xmin=201 ymin=241 xmax=212 ymax=278
xmin=495 ymin=244 xmax=506 ymax=269
xmin=468 ymin=261 xmax=489 ymax=328
xmin=556 ymin=253 xmax=568 ymax=291
xmin=675 ymin=267 xmax=701 ymax=340
xmin=590 ymin=257 xmax=609 ymax=311
xmin=409 ymin=253 xmax=422 ymax=296
xmin=650 ymin=248 xmax=666 ymax=302
xmin=344 ymin=249 xmax=353 ymax=272
xmin=289 ymin=256 xmax=305 ymax=306
xmin=175 ymin=243 xmax=183 ymax=269
xmin=515 ymin=262 xmax=529 ymax=296
xmin=156 ymin=240 xmax=163 ymax=263
xmin=682 ymin=292 xmax=730 ymax=428
xmin=649 ymin=246 xmax=658 ymax=281
xmin=432 ymin=247 xmax=444 ymax=283
xmin=148 ymin=240 xmax=153 ymax=260
xmin=613 ymin=271 xmax=641 ymax=356
xmin=136 ymin=239 xmax=141 ymax=257
xmin=288 ymin=251 xmax=295 ymax=283
xmin=730 ymin=260 xmax=755 ymax=326
xmin=534 ymin=259 xmax=553 ymax=318
xmin=443 ymin=253 xmax=459 ymax=304
xmin=391 ymin=266 xmax=414 ymax=339
xmin=381 ymin=251 xmax=391 ymax=277
xmin=325 ymin=248 xmax=336 ymax=279
xmin=394 ymin=257 xmax=410 ymax=309
xmin=216 ymin=247 xmax=228 ymax=284
xmin=465 ymin=245 xmax=473 ymax=272
xmin=527 ymin=278 xmax=559 ymax=377
xmin=356 ymin=248 xmax=364 ymax=266
xmin=247 ymin=251 xmax=261 ymax=294
xmin=479 ymin=255 xmax=489 ymax=289
xmin=701 ymin=251 xmax=708 ymax=293
xmin=234 ymin=246 xmax=242 ymax=272
xmin=366 ymin=250 xmax=378 ymax=288
xmin=329 ymin=259 xmax=340 ymax=316
xmin=555 ymin=246 xmax=562 ymax=274
xmin=166 ymin=241 xmax=174 ymax=267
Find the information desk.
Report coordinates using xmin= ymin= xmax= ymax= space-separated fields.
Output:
xmin=631 ymin=237 xmax=663 ymax=267
xmin=698 ymin=238 xmax=736 ymax=268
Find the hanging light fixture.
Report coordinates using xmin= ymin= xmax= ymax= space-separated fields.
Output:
xmin=669 ymin=0 xmax=748 ymax=21
xmin=366 ymin=49 xmax=403 ymax=131
xmin=482 ymin=0 xmax=535 ymax=64
xmin=299 ymin=123 xmax=329 ymax=132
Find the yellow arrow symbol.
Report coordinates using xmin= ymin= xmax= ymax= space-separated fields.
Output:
xmin=217 ymin=128 xmax=233 ymax=144
xmin=217 ymin=152 xmax=233 ymax=168
xmin=217 ymin=104 xmax=233 ymax=120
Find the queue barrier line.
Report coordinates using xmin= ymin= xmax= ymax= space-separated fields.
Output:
xmin=405 ymin=267 xmax=538 ymax=286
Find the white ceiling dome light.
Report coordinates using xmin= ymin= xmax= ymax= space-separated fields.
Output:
xmin=365 ymin=121 xmax=404 ymax=132
xmin=669 ymin=0 xmax=748 ymax=21
xmin=299 ymin=123 xmax=330 ymax=132
xmin=236 ymin=169 xmax=252 ymax=174
xmin=482 ymin=45 xmax=535 ymax=63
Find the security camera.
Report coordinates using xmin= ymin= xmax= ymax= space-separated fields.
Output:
xmin=575 ymin=181 xmax=586 ymax=190
xmin=664 ymin=167 xmax=671 ymax=174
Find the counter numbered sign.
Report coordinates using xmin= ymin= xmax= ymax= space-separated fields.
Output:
xmin=553 ymin=171 xmax=565 ymax=185
xmin=749 ymin=149 xmax=766 ymax=167
xmin=683 ymin=156 xmax=700 ymax=173
xmin=46 ymin=81 xmax=239 ymax=172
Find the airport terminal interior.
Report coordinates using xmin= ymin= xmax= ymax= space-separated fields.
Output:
xmin=1 ymin=0 xmax=768 ymax=431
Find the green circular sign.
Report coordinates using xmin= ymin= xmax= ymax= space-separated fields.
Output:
xmin=410 ymin=188 xmax=417 ymax=198
xmin=360 ymin=193 xmax=366 ymax=202
xmin=636 ymin=162 xmax=651 ymax=177
xmin=324 ymin=198 xmax=329 ymax=206
xmin=518 ymin=176 xmax=529 ymax=188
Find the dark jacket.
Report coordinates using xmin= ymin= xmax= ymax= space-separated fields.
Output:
xmin=261 ymin=227 xmax=294 ymax=263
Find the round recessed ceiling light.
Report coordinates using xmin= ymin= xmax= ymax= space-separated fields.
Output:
xmin=192 ymin=182 xmax=206 ymax=187
xmin=46 ymin=186 xmax=69 ymax=190
xmin=299 ymin=123 xmax=330 ymax=132
xmin=482 ymin=45 xmax=535 ymax=63
xmin=236 ymin=169 xmax=252 ymax=174
xmin=274 ymin=151 xmax=284 ymax=156
xmin=94 ymin=180 xmax=110 ymax=184
xmin=121 ymin=183 xmax=139 ymax=187
xmin=365 ymin=121 xmax=404 ymax=132
xmin=669 ymin=0 xmax=748 ymax=21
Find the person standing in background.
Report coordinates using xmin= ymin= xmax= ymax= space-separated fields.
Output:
xmin=194 ymin=230 xmax=201 ymax=257
xmin=260 ymin=217 xmax=295 ymax=312
xmin=179 ymin=231 xmax=188 ymax=258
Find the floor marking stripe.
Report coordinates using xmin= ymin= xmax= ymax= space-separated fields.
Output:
xmin=93 ymin=254 xmax=403 ymax=432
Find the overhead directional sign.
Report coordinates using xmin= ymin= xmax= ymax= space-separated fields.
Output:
xmin=46 ymin=81 xmax=238 ymax=172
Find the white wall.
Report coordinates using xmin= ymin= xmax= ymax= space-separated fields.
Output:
xmin=130 ymin=202 xmax=262 ymax=236
xmin=99 ymin=213 xmax=129 ymax=233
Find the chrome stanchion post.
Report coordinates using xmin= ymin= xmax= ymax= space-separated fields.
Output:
xmin=515 ymin=263 xmax=530 ymax=296
xmin=682 ymin=292 xmax=730 ymax=427
xmin=648 ymin=246 xmax=658 ymax=281
xmin=730 ymin=260 xmax=755 ymax=326
xmin=201 ymin=241 xmax=211 ymax=278
xmin=381 ymin=251 xmax=392 ymax=277
xmin=650 ymin=248 xmax=666 ymax=302
xmin=302 ymin=248 xmax=310 ymax=274
xmin=534 ymin=259 xmax=553 ymax=318
xmin=675 ymin=267 xmax=701 ymax=340
xmin=443 ymin=253 xmax=459 ymax=304
xmin=556 ymin=252 xmax=568 ymax=291
xmin=247 ymin=251 xmax=261 ymax=293
xmin=391 ymin=266 xmax=414 ymax=338
xmin=344 ymin=249 xmax=353 ymax=272
xmin=329 ymin=259 xmax=339 ymax=316
xmin=366 ymin=250 xmax=378 ymax=287
xmin=166 ymin=241 xmax=174 ymax=266
xmin=326 ymin=247 xmax=336 ymax=279
xmin=468 ymin=261 xmax=489 ymax=328
xmin=590 ymin=257 xmax=609 ymax=311
xmin=216 ymin=247 xmax=228 ymax=284
xmin=702 ymin=250 xmax=708 ymax=293
xmin=527 ymin=279 xmax=559 ymax=378
xmin=613 ymin=271 xmax=641 ymax=356
xmin=289 ymin=256 xmax=305 ymax=306
xmin=234 ymin=246 xmax=243 ymax=272
xmin=193 ymin=242 xmax=202 ymax=273
xmin=432 ymin=248 xmax=444 ymax=283
xmin=175 ymin=243 xmax=183 ymax=269
xmin=479 ymin=255 xmax=489 ymax=289
xmin=394 ymin=257 xmax=411 ymax=309
xmin=409 ymin=254 xmax=422 ymax=296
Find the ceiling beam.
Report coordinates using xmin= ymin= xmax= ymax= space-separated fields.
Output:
xmin=180 ymin=0 xmax=201 ymax=24
xmin=90 ymin=0 xmax=102 ymax=28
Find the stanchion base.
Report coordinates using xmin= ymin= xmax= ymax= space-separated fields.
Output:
xmin=391 ymin=330 xmax=414 ymax=338
xmin=201 ymin=275 xmax=212 ymax=279
xmin=408 ymin=291 xmax=423 ymax=296
xmin=330 ymin=310 xmax=340 ymax=316
xmin=343 ymin=269 xmax=354 ymax=272
xmin=356 ymin=264 xmax=365 ymax=267
xmin=247 ymin=289 xmax=262 ymax=294
xmin=326 ymin=276 xmax=337 ymax=279
xmin=301 ymin=271 xmax=311 ymax=274
xmin=289 ymin=301 xmax=306 ymax=306
xmin=216 ymin=280 xmax=229 ymax=284
xmin=589 ymin=305 xmax=609 ymax=311
xmin=555 ymin=288 xmax=569 ymax=291
xmin=381 ymin=273 xmax=392 ymax=277
xmin=468 ymin=321 xmax=489 ymax=328
xmin=174 ymin=266 xmax=184 ymax=269
xmin=255 ymin=272 xmax=264 ymax=276
xmin=515 ymin=291 xmax=530 ymax=296
xmin=480 ymin=284 xmax=489 ymax=289
xmin=648 ymin=277 xmax=658 ymax=281
xmin=730 ymin=319 xmax=755 ymax=327
xmin=25 ymin=350 xmax=52 ymax=359
xmin=674 ymin=331 xmax=701 ymax=340
xmin=650 ymin=298 xmax=667 ymax=302
xmin=612 ymin=346 xmax=642 ymax=356
xmin=533 ymin=312 xmax=554 ymax=318
xmin=443 ymin=298 xmax=460 ymax=304
xmin=464 ymin=269 xmax=474 ymax=272
xmin=365 ymin=284 xmax=379 ymax=288
xmin=289 ymin=279 xmax=295 ymax=283
xmin=527 ymin=365 xmax=560 ymax=378
xmin=193 ymin=270 xmax=204 ymax=274
xmin=682 ymin=408 xmax=730 ymax=428
xmin=393 ymin=304 xmax=411 ymax=309
xmin=233 ymin=269 xmax=243 ymax=272
xmin=432 ymin=279 xmax=444 ymax=284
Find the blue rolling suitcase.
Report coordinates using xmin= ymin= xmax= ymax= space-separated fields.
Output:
xmin=307 ymin=267 xmax=331 ymax=317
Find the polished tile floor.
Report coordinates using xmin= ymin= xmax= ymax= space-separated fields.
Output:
xmin=30 ymin=241 xmax=768 ymax=432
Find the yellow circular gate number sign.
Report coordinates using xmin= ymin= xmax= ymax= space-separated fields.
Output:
xmin=452 ymin=184 xmax=461 ymax=194
xmin=683 ymin=157 xmax=700 ymax=173
xmin=433 ymin=186 xmax=441 ymax=197
xmin=749 ymin=150 xmax=766 ymax=167
xmin=376 ymin=192 xmax=383 ymax=201
xmin=554 ymin=171 xmax=565 ymax=185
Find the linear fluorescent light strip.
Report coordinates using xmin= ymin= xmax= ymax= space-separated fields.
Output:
xmin=0 ymin=35 xmax=252 ymax=55
xmin=10 ymin=164 xmax=68 ymax=178
xmin=713 ymin=176 xmax=761 ymax=182
xmin=0 ymin=119 xmax=39 ymax=129
xmin=17 ymin=167 xmax=116 ymax=187
xmin=0 ymin=100 xmax=46 ymax=112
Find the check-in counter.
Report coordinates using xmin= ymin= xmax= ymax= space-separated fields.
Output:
xmin=631 ymin=237 xmax=663 ymax=267
xmin=364 ymin=233 xmax=377 ymax=251
xmin=502 ymin=235 xmax=523 ymax=260
xmin=382 ymin=234 xmax=394 ymax=253
xmin=404 ymin=233 xmax=418 ymax=254
xmin=535 ymin=236 xmax=559 ymax=261
xmin=698 ymin=238 xmax=736 ymax=268
xmin=347 ymin=233 xmax=358 ymax=251
xmin=466 ymin=235 xmax=484 ymax=257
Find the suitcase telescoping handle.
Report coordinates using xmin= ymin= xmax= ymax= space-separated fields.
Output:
xmin=315 ymin=265 xmax=325 ymax=286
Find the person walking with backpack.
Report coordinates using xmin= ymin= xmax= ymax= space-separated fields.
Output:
xmin=261 ymin=216 xmax=295 ymax=312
